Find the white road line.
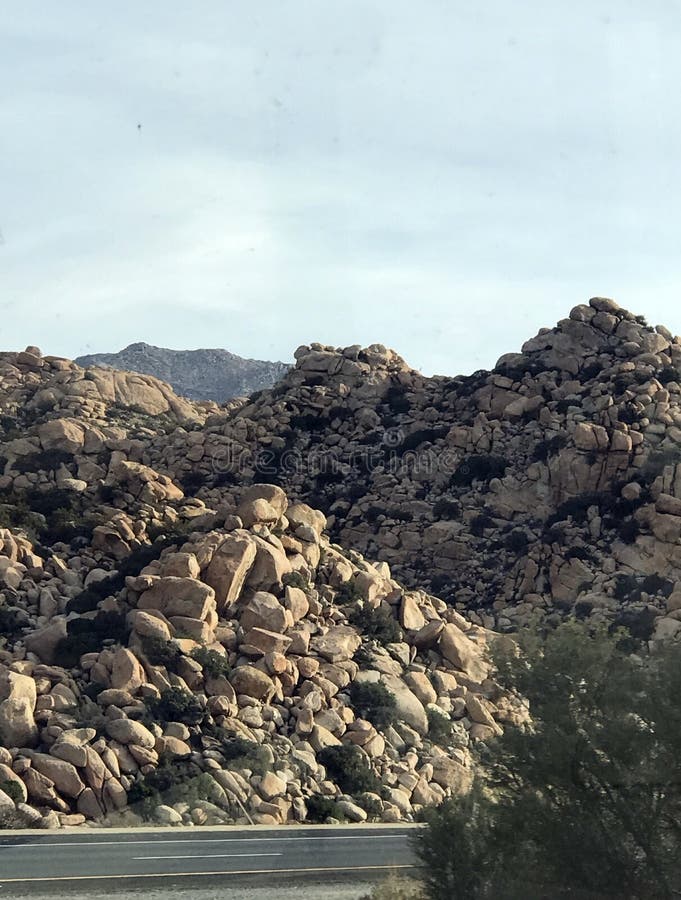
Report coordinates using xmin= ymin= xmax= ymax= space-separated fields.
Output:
xmin=0 ymin=834 xmax=404 ymax=849
xmin=0 ymin=863 xmax=415 ymax=883
xmin=134 ymin=852 xmax=282 ymax=860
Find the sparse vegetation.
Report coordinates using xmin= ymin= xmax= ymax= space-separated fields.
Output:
xmin=191 ymin=646 xmax=231 ymax=679
xmin=349 ymin=605 xmax=402 ymax=646
xmin=318 ymin=744 xmax=382 ymax=795
xmin=146 ymin=688 xmax=204 ymax=725
xmin=350 ymin=680 xmax=398 ymax=729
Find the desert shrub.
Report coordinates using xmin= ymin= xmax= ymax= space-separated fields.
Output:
xmin=641 ymin=447 xmax=681 ymax=482
xmin=356 ymin=792 xmax=383 ymax=821
xmin=282 ymin=570 xmax=310 ymax=591
xmin=578 ymin=362 xmax=603 ymax=382
xmin=67 ymin=610 xmax=128 ymax=643
xmin=0 ymin=779 xmax=24 ymax=804
xmin=128 ymin=757 xmax=210 ymax=817
xmin=10 ymin=449 xmax=73 ymax=474
xmin=614 ymin=574 xmax=641 ymax=602
xmin=349 ymin=681 xmax=398 ymax=729
xmin=349 ymin=605 xmax=402 ymax=646
xmin=66 ymin=588 xmax=105 ymax=615
xmin=450 ymin=454 xmax=508 ymax=487
xmin=532 ymin=433 xmax=568 ymax=463
xmin=0 ymin=607 xmax=24 ymax=641
xmin=191 ymin=647 xmax=230 ymax=679
xmin=433 ymin=498 xmax=462 ymax=519
xmin=305 ymin=794 xmax=342 ymax=823
xmin=54 ymin=634 xmax=99 ymax=668
xmin=427 ymin=707 xmax=456 ymax=746
xmin=470 ymin=513 xmax=494 ymax=537
xmin=504 ymin=530 xmax=529 ymax=554
xmin=179 ymin=470 xmax=208 ymax=495
xmin=613 ymin=607 xmax=658 ymax=645
xmin=616 ymin=518 xmax=641 ymax=544
xmin=220 ymin=737 xmax=269 ymax=775
xmin=658 ymin=365 xmax=680 ymax=386
xmin=334 ymin=579 xmax=364 ymax=605
xmin=397 ymin=427 xmax=449 ymax=456
xmin=554 ymin=398 xmax=574 ymax=414
xmin=642 ymin=574 xmax=674 ymax=597
xmin=564 ymin=546 xmax=596 ymax=563
xmin=618 ymin=405 xmax=640 ymax=425
xmin=318 ymin=745 xmax=381 ymax=795
xmin=384 ymin=384 xmax=411 ymax=414
xmin=146 ymin=688 xmax=203 ymax=725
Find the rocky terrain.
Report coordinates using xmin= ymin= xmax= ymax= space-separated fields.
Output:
xmin=146 ymin=298 xmax=681 ymax=641
xmin=0 ymin=347 xmax=514 ymax=829
xmin=75 ymin=343 xmax=290 ymax=403
xmin=2 ymin=295 xmax=681 ymax=830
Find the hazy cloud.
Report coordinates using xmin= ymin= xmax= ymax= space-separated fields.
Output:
xmin=2 ymin=1 xmax=681 ymax=376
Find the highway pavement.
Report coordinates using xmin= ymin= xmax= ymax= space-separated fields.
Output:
xmin=0 ymin=825 xmax=418 ymax=892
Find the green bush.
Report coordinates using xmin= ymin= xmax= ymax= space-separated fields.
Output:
xmin=415 ymin=622 xmax=681 ymax=898
xmin=208 ymin=736 xmax=270 ymax=776
xmin=504 ymin=530 xmax=529 ymax=553
xmin=335 ymin=579 xmax=365 ymax=605
xmin=532 ymin=434 xmax=568 ymax=463
xmin=282 ymin=571 xmax=310 ymax=591
xmin=0 ymin=607 xmax=25 ymax=642
xmin=140 ymin=636 xmax=182 ymax=669
xmin=191 ymin=647 xmax=230 ymax=679
xmin=305 ymin=794 xmax=342 ymax=823
xmin=11 ymin=449 xmax=73 ymax=474
xmin=54 ymin=633 xmax=99 ymax=668
xmin=318 ymin=745 xmax=382 ymax=795
xmin=0 ymin=779 xmax=23 ymax=804
xmin=146 ymin=688 xmax=204 ymax=725
xmin=349 ymin=681 xmax=398 ymax=729
xmin=427 ymin=707 xmax=455 ymax=746
xmin=433 ymin=498 xmax=462 ymax=520
xmin=128 ymin=757 xmax=211 ymax=818
xmin=348 ymin=605 xmax=402 ymax=646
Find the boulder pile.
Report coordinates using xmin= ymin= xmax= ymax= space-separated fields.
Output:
xmin=0 ymin=483 xmax=518 ymax=828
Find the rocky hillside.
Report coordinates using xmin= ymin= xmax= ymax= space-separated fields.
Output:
xmin=76 ymin=343 xmax=290 ymax=403
xmin=145 ymin=298 xmax=681 ymax=643
xmin=0 ymin=348 xmax=514 ymax=829
xmin=3 ymin=296 xmax=681 ymax=830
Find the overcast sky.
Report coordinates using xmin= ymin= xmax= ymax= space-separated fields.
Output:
xmin=2 ymin=2 xmax=681 ymax=376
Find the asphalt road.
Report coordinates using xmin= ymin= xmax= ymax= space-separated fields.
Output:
xmin=0 ymin=826 xmax=418 ymax=892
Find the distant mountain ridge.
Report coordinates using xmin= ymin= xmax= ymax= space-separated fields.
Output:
xmin=75 ymin=342 xmax=290 ymax=402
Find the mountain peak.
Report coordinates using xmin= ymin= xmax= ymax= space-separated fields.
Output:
xmin=75 ymin=344 xmax=290 ymax=402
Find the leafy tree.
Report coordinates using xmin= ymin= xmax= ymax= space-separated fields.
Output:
xmin=415 ymin=621 xmax=681 ymax=899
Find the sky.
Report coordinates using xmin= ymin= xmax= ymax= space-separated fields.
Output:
xmin=2 ymin=1 xmax=681 ymax=377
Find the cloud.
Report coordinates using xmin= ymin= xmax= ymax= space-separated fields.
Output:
xmin=1 ymin=0 xmax=681 ymax=376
